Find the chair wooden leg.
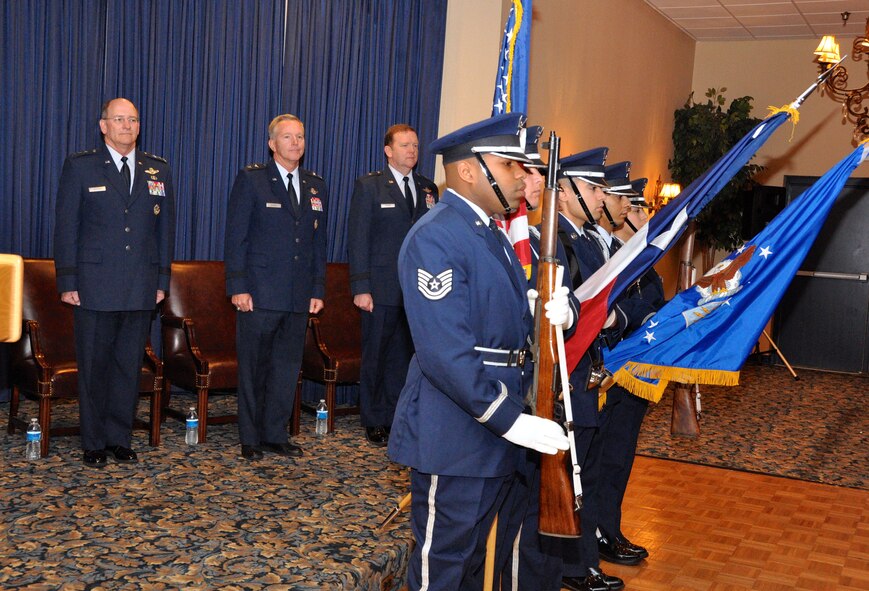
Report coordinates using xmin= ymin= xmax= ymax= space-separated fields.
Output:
xmin=326 ymin=381 xmax=337 ymax=434
xmin=8 ymin=385 xmax=20 ymax=434
xmin=161 ymin=378 xmax=172 ymax=423
xmin=197 ymin=387 xmax=209 ymax=443
xmin=38 ymin=397 xmax=51 ymax=458
xmin=291 ymin=377 xmax=302 ymax=437
xmin=149 ymin=385 xmax=162 ymax=447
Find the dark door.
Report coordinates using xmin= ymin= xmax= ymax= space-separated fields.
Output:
xmin=775 ymin=176 xmax=869 ymax=374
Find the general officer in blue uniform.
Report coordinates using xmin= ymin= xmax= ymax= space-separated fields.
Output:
xmin=388 ymin=113 xmax=571 ymax=591
xmin=554 ymin=149 xmax=626 ymax=591
xmin=224 ymin=114 xmax=328 ymax=461
xmin=348 ymin=124 xmax=438 ymax=447
xmin=54 ymin=97 xmax=176 ymax=468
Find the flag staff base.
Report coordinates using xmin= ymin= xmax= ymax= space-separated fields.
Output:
xmin=762 ymin=329 xmax=799 ymax=380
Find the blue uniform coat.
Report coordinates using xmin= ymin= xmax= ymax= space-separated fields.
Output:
xmin=388 ymin=190 xmax=532 ymax=478
xmin=54 ymin=146 xmax=175 ymax=310
xmin=348 ymin=169 xmax=438 ymax=305
xmin=224 ymin=160 xmax=327 ymax=311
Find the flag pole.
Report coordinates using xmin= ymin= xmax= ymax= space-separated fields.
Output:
xmin=671 ymin=221 xmax=701 ymax=438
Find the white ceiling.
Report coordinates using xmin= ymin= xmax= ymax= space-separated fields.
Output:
xmin=644 ymin=0 xmax=869 ymax=41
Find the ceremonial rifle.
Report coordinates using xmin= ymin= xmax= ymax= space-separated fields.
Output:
xmin=531 ymin=132 xmax=582 ymax=537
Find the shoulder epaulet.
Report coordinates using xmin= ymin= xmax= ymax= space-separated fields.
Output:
xmin=69 ymin=148 xmax=98 ymax=159
xmin=244 ymin=162 xmax=267 ymax=171
xmin=305 ymin=169 xmax=323 ymax=180
xmin=140 ymin=150 xmax=167 ymax=163
xmin=367 ymin=170 xmax=383 ymax=177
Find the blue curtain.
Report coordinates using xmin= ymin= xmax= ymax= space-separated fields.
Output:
xmin=102 ymin=0 xmax=286 ymax=260
xmin=282 ymin=0 xmax=447 ymax=262
xmin=0 ymin=0 xmax=447 ymax=404
xmin=0 ymin=0 xmax=108 ymax=257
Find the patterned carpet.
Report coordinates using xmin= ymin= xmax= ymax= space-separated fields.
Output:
xmin=1 ymin=363 xmax=866 ymax=589
xmin=636 ymin=361 xmax=869 ymax=490
xmin=1 ymin=394 xmax=411 ymax=590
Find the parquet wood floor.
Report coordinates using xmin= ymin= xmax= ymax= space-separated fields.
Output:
xmin=581 ymin=456 xmax=869 ymax=591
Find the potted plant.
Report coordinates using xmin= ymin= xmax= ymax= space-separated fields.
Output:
xmin=669 ymin=88 xmax=764 ymax=268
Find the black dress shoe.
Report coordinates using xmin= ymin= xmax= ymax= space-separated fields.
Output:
xmin=105 ymin=445 xmax=138 ymax=463
xmin=365 ymin=426 xmax=389 ymax=447
xmin=561 ymin=574 xmax=610 ymax=591
xmin=260 ymin=441 xmax=303 ymax=457
xmin=83 ymin=449 xmax=107 ymax=468
xmin=617 ymin=535 xmax=649 ymax=559
xmin=240 ymin=445 xmax=263 ymax=460
xmin=587 ymin=567 xmax=624 ymax=590
xmin=598 ymin=535 xmax=644 ymax=565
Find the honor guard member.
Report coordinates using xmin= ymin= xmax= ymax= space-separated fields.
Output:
xmin=555 ymin=149 xmax=626 ymax=591
xmin=388 ymin=113 xmax=572 ymax=591
xmin=348 ymin=124 xmax=438 ymax=447
xmin=497 ymin=125 xmax=580 ymax=591
xmin=54 ymin=97 xmax=176 ymax=468
xmin=225 ymin=114 xmax=327 ymax=461
xmin=596 ymin=176 xmax=664 ymax=566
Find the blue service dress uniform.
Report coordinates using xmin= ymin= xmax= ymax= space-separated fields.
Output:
xmin=555 ymin=214 xmax=613 ymax=578
xmin=54 ymin=145 xmax=175 ymax=451
xmin=497 ymin=223 xmax=580 ymax=591
xmin=347 ymin=169 xmax=438 ymax=429
xmin=224 ymin=160 xmax=327 ymax=446
xmin=596 ymin=235 xmax=666 ymax=544
xmin=388 ymin=190 xmax=533 ymax=591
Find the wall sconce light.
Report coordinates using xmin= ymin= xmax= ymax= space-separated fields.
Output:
xmin=812 ymin=11 xmax=869 ymax=141
xmin=651 ymin=175 xmax=681 ymax=212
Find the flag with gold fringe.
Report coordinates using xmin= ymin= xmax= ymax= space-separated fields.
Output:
xmin=604 ymin=143 xmax=868 ymax=402
xmin=492 ymin=0 xmax=533 ymax=279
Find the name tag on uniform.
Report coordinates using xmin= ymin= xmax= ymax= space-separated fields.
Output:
xmin=381 ymin=203 xmax=396 ymax=208
xmin=266 ymin=202 xmax=282 ymax=208
xmin=147 ymin=181 xmax=166 ymax=196
xmin=89 ymin=186 xmax=107 ymax=192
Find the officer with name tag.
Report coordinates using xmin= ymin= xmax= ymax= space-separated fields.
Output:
xmin=225 ymin=114 xmax=328 ymax=461
xmin=388 ymin=113 xmax=572 ymax=591
xmin=348 ymin=124 xmax=438 ymax=447
xmin=54 ymin=97 xmax=176 ymax=468
xmin=554 ymin=149 xmax=626 ymax=591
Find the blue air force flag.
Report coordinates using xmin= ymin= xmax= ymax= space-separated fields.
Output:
xmin=604 ymin=144 xmax=868 ymax=402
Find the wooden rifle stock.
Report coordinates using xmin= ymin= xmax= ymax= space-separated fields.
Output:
xmin=533 ymin=132 xmax=581 ymax=537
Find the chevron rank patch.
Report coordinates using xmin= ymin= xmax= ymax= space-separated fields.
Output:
xmin=417 ymin=268 xmax=453 ymax=300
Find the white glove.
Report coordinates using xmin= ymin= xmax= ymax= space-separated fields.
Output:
xmin=603 ymin=310 xmax=617 ymax=328
xmin=544 ymin=285 xmax=573 ymax=329
xmin=502 ymin=414 xmax=570 ymax=455
xmin=526 ymin=288 xmax=539 ymax=315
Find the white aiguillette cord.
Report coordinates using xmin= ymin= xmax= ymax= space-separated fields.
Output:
xmin=553 ymin=264 xmax=583 ymax=507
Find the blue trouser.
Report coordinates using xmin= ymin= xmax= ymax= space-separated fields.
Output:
xmin=359 ymin=303 xmax=413 ymax=427
xmin=407 ymin=470 xmax=513 ymax=591
xmin=596 ymin=385 xmax=648 ymax=540
xmin=235 ymin=308 xmax=307 ymax=446
xmin=73 ymin=307 xmax=151 ymax=451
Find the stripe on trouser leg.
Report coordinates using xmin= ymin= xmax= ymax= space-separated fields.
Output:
xmin=420 ymin=474 xmax=438 ymax=591
xmin=508 ymin=522 xmax=522 ymax=590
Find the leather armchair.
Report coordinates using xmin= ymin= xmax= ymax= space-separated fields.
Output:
xmin=292 ymin=262 xmax=361 ymax=435
xmin=161 ymin=260 xmax=237 ymax=442
xmin=8 ymin=258 xmax=162 ymax=457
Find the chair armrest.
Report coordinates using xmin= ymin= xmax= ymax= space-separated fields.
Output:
xmin=162 ymin=314 xmax=209 ymax=374
xmin=144 ymin=339 xmax=163 ymax=376
xmin=309 ymin=317 xmax=334 ymax=365
xmin=161 ymin=314 xmax=186 ymax=329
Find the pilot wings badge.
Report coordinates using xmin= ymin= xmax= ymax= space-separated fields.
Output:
xmin=417 ymin=268 xmax=453 ymax=300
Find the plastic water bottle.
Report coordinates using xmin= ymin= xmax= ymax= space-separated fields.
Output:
xmin=25 ymin=418 xmax=41 ymax=460
xmin=185 ymin=406 xmax=199 ymax=445
xmin=315 ymin=399 xmax=328 ymax=435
